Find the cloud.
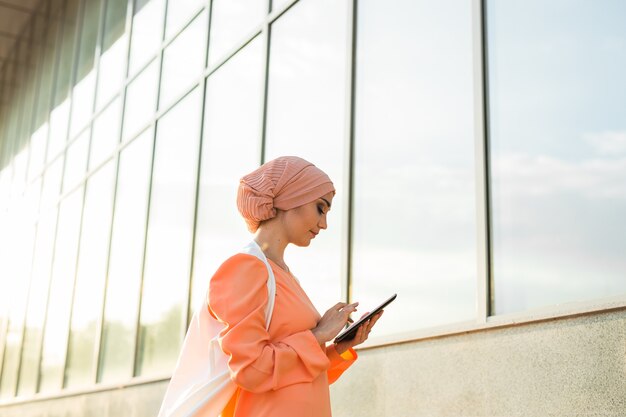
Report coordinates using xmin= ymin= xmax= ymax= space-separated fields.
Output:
xmin=494 ymin=151 xmax=626 ymax=199
xmin=584 ymin=130 xmax=626 ymax=155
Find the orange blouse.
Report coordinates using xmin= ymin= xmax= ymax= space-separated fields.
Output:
xmin=208 ymin=253 xmax=356 ymax=417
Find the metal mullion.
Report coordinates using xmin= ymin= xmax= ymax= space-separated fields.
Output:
xmin=473 ymin=0 xmax=491 ymax=322
xmin=70 ymin=0 xmax=108 ymax=387
xmin=259 ymin=21 xmax=271 ymax=165
xmin=26 ymin=0 xmax=73 ymax=189
xmin=8 ymin=6 xmax=49 ymax=397
xmin=342 ymin=0 xmax=357 ymax=304
xmin=132 ymin=0 xmax=169 ymax=377
xmin=13 ymin=1 xmax=57 ymax=395
xmin=184 ymin=0 xmax=214 ymax=328
xmin=17 ymin=4 xmax=58 ymax=392
xmin=33 ymin=0 xmax=71 ymax=394
xmin=184 ymin=78 xmax=208 ymax=330
xmin=38 ymin=0 xmax=69 ymax=188
xmin=95 ymin=0 xmax=136 ymax=384
xmin=8 ymin=42 xmax=27 ymax=168
xmin=0 ymin=308 xmax=9 ymax=387
xmin=58 ymin=0 xmax=90 ymax=390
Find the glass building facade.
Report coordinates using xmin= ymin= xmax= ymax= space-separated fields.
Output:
xmin=0 ymin=0 xmax=625 ymax=411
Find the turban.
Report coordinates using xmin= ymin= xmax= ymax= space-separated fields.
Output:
xmin=237 ymin=156 xmax=335 ymax=232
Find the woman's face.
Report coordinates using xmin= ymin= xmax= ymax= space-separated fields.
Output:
xmin=282 ymin=191 xmax=334 ymax=247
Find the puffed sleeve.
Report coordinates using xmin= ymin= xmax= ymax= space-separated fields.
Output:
xmin=208 ymin=254 xmax=332 ymax=393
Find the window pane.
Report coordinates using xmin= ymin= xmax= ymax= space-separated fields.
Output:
xmin=76 ymin=0 xmax=103 ymax=82
xmin=487 ymin=0 xmax=626 ymax=314
xmin=122 ymin=60 xmax=158 ymax=141
xmin=129 ymin=0 xmax=165 ymax=76
xmin=0 ymin=218 xmax=33 ymax=398
xmin=39 ymin=187 xmax=84 ymax=393
xmin=63 ymin=130 xmax=90 ymax=193
xmin=165 ymin=0 xmax=204 ymax=39
xmin=28 ymin=124 xmax=49 ymax=181
xmin=24 ymin=178 xmax=42 ymax=221
xmin=98 ymin=128 xmax=153 ymax=383
xmin=53 ymin=0 xmax=81 ymax=106
xmin=352 ymin=0 xmax=477 ymax=335
xmin=264 ymin=0 xmax=348 ymax=310
xmin=191 ymin=36 xmax=264 ymax=311
xmin=207 ymin=0 xmax=266 ymax=67
xmin=48 ymin=99 xmax=70 ymax=162
xmin=96 ymin=0 xmax=129 ymax=109
xmin=69 ymin=0 xmax=104 ymax=137
xmin=65 ymin=162 xmax=115 ymax=388
xmin=35 ymin=14 xmax=62 ymax=130
xmin=41 ymin=156 xmax=64 ymax=211
xmin=159 ymin=11 xmax=207 ymax=109
xmin=0 ymin=277 xmax=29 ymax=398
xmin=271 ymin=0 xmax=289 ymax=12
xmin=17 ymin=209 xmax=58 ymax=396
xmin=136 ymin=88 xmax=201 ymax=376
xmin=90 ymin=98 xmax=122 ymax=169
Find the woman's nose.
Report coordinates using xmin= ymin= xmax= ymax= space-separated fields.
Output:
xmin=319 ymin=214 xmax=327 ymax=229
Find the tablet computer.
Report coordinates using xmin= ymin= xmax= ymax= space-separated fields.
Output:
xmin=333 ymin=294 xmax=397 ymax=343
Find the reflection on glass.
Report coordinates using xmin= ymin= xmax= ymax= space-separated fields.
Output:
xmin=53 ymin=0 xmax=81 ymax=108
xmin=271 ymin=0 xmax=290 ymax=12
xmin=65 ymin=162 xmax=115 ymax=388
xmin=352 ymin=0 xmax=476 ymax=335
xmin=122 ymin=60 xmax=159 ymax=141
xmin=39 ymin=187 xmax=84 ymax=393
xmin=47 ymin=99 xmax=70 ymax=161
xmin=191 ymin=36 xmax=264 ymax=311
xmin=35 ymin=14 xmax=62 ymax=126
xmin=96 ymin=0 xmax=129 ymax=109
xmin=63 ymin=130 xmax=90 ymax=193
xmin=41 ymin=156 xmax=64 ymax=211
xmin=17 ymin=209 xmax=58 ymax=396
xmin=159 ymin=11 xmax=207 ymax=109
xmin=69 ymin=72 xmax=97 ymax=139
xmin=136 ymin=88 xmax=201 ymax=376
xmin=98 ymin=128 xmax=153 ymax=383
xmin=24 ymin=178 xmax=42 ymax=221
xmin=69 ymin=0 xmax=104 ymax=137
xmin=90 ymin=98 xmax=121 ymax=169
xmin=487 ymin=0 xmax=626 ymax=314
xmin=265 ymin=0 xmax=348 ymax=311
xmin=10 ymin=149 xmax=28 ymax=199
xmin=0 ymin=281 xmax=28 ymax=398
xmin=207 ymin=0 xmax=265 ymax=67
xmin=75 ymin=0 xmax=103 ymax=82
xmin=0 ymin=220 xmax=32 ymax=398
xmin=28 ymin=124 xmax=49 ymax=181
xmin=129 ymin=0 xmax=165 ymax=76
xmin=165 ymin=0 xmax=204 ymax=39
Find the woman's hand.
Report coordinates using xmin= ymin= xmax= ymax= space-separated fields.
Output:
xmin=334 ymin=310 xmax=384 ymax=354
xmin=311 ymin=302 xmax=359 ymax=345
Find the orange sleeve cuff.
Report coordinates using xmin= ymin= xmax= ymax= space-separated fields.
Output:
xmin=340 ymin=347 xmax=357 ymax=361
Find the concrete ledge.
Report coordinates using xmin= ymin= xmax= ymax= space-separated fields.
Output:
xmin=1 ymin=309 xmax=624 ymax=417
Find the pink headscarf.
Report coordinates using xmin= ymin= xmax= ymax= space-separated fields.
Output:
xmin=237 ymin=156 xmax=335 ymax=233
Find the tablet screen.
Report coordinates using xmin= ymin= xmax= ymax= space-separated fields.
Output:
xmin=333 ymin=294 xmax=396 ymax=343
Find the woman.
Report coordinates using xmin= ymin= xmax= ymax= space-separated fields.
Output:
xmin=208 ymin=156 xmax=382 ymax=417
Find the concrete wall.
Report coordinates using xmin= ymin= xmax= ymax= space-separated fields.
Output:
xmin=1 ymin=309 xmax=624 ymax=417
xmin=331 ymin=309 xmax=626 ymax=417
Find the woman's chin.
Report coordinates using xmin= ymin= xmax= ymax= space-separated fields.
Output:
xmin=294 ymin=238 xmax=312 ymax=247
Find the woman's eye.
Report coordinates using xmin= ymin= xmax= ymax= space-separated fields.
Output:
xmin=317 ymin=206 xmax=324 ymax=214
